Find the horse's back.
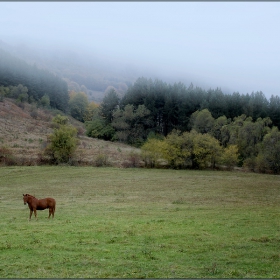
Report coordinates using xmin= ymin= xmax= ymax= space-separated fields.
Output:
xmin=37 ymin=197 xmax=56 ymax=209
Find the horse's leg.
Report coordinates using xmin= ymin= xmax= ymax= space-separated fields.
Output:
xmin=48 ymin=209 xmax=51 ymax=219
xmin=50 ymin=208 xmax=54 ymax=218
xmin=34 ymin=209 xmax=37 ymax=220
xmin=29 ymin=210 xmax=32 ymax=221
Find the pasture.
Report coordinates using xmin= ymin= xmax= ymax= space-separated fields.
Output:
xmin=0 ymin=166 xmax=279 ymax=278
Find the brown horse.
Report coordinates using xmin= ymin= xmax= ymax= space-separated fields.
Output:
xmin=23 ymin=194 xmax=56 ymax=220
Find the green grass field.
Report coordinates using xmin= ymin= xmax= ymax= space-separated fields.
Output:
xmin=0 ymin=166 xmax=279 ymax=278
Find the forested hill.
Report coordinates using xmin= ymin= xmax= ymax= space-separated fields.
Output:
xmin=0 ymin=48 xmax=69 ymax=112
xmin=1 ymin=42 xmax=280 ymax=132
xmin=0 ymin=41 xmax=137 ymax=102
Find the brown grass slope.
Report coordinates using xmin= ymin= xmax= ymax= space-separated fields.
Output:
xmin=0 ymin=98 xmax=140 ymax=167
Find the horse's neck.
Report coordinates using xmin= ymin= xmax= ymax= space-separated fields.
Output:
xmin=27 ymin=195 xmax=38 ymax=203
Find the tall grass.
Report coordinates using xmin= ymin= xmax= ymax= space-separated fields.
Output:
xmin=0 ymin=166 xmax=279 ymax=278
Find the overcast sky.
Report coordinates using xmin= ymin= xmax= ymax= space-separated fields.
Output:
xmin=1 ymin=2 xmax=280 ymax=97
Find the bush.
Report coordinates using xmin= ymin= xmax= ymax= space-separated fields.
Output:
xmin=85 ymin=119 xmax=115 ymax=141
xmin=44 ymin=124 xmax=78 ymax=164
xmin=52 ymin=114 xmax=69 ymax=125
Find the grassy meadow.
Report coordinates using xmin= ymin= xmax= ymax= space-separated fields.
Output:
xmin=0 ymin=166 xmax=280 ymax=278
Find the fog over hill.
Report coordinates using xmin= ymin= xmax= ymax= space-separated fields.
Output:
xmin=1 ymin=2 xmax=280 ymax=99
xmin=0 ymin=39 xmax=145 ymax=102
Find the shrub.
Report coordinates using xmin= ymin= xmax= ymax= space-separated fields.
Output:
xmin=52 ymin=114 xmax=69 ymax=126
xmin=30 ymin=110 xmax=38 ymax=119
xmin=94 ymin=153 xmax=110 ymax=167
xmin=44 ymin=124 xmax=78 ymax=164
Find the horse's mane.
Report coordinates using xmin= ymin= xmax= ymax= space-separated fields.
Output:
xmin=25 ymin=194 xmax=36 ymax=199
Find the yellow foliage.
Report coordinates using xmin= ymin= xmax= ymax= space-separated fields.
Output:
xmin=69 ymin=91 xmax=88 ymax=100
xmin=141 ymin=139 xmax=167 ymax=167
xmin=83 ymin=102 xmax=100 ymax=122
xmin=192 ymin=132 xmax=222 ymax=168
xmin=221 ymin=145 xmax=239 ymax=169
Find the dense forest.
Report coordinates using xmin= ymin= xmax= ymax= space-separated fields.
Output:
xmin=91 ymin=77 xmax=280 ymax=140
xmin=85 ymin=78 xmax=280 ymax=173
xmin=119 ymin=77 xmax=280 ymax=132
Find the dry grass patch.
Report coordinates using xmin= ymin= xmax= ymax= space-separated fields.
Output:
xmin=0 ymin=99 xmax=140 ymax=166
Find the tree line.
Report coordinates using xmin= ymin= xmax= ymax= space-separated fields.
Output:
xmin=87 ymin=77 xmax=280 ymax=143
xmin=118 ymin=77 xmax=280 ymax=133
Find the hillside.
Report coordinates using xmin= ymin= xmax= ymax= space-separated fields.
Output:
xmin=0 ymin=41 xmax=139 ymax=103
xmin=0 ymin=98 xmax=140 ymax=167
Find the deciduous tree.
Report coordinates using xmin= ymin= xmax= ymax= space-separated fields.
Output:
xmin=190 ymin=109 xmax=215 ymax=134
xmin=256 ymin=127 xmax=280 ymax=174
xmin=68 ymin=91 xmax=89 ymax=122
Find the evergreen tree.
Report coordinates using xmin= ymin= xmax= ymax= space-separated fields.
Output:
xmin=112 ymin=104 xmax=151 ymax=146
xmin=100 ymin=88 xmax=120 ymax=124
xmin=268 ymin=95 xmax=280 ymax=129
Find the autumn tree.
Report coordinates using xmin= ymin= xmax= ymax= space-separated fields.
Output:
xmin=220 ymin=145 xmax=239 ymax=170
xmin=141 ymin=138 xmax=167 ymax=168
xmin=161 ymin=130 xmax=192 ymax=168
xmin=83 ymin=101 xmax=99 ymax=122
xmin=191 ymin=131 xmax=222 ymax=169
xmin=150 ymin=130 xmax=222 ymax=169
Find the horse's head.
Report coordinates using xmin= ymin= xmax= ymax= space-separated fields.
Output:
xmin=23 ymin=194 xmax=28 ymax=205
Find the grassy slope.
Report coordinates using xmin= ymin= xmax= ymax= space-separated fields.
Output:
xmin=0 ymin=99 xmax=139 ymax=166
xmin=0 ymin=166 xmax=280 ymax=278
